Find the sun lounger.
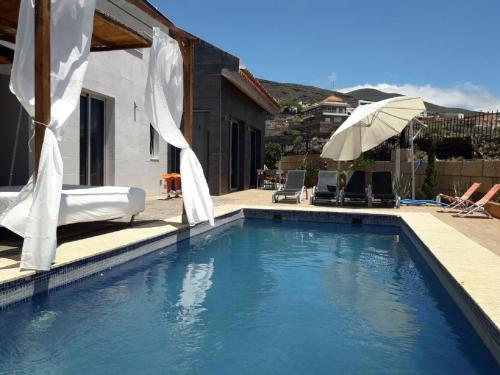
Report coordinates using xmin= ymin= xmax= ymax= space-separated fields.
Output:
xmin=310 ymin=171 xmax=338 ymax=205
xmin=272 ymin=170 xmax=306 ymax=204
xmin=439 ymin=182 xmax=481 ymax=211
xmin=340 ymin=171 xmax=372 ymax=207
xmin=372 ymin=171 xmax=398 ymax=207
xmin=455 ymin=184 xmax=500 ymax=218
xmin=0 ymin=185 xmax=146 ymax=226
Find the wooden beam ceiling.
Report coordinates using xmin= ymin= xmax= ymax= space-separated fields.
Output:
xmin=0 ymin=0 xmax=151 ymax=60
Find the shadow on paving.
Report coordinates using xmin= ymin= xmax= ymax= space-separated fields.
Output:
xmin=0 ymin=218 xmax=175 ymax=270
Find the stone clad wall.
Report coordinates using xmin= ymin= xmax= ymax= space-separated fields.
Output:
xmin=279 ymin=155 xmax=500 ymax=196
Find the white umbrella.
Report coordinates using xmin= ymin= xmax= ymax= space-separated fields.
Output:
xmin=321 ymin=96 xmax=425 ymax=161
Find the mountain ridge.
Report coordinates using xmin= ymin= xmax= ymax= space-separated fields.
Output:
xmin=258 ymin=79 xmax=470 ymax=114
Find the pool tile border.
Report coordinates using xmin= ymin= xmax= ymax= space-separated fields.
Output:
xmin=0 ymin=209 xmax=244 ymax=309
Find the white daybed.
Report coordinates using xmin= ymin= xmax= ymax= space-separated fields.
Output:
xmin=0 ymin=185 xmax=146 ymax=227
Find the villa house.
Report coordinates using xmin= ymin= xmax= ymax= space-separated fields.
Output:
xmin=172 ymin=39 xmax=280 ymax=195
xmin=0 ymin=4 xmax=278 ymax=197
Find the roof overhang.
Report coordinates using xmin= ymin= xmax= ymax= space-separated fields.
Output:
xmin=221 ymin=68 xmax=280 ymax=114
xmin=0 ymin=0 xmax=173 ymax=63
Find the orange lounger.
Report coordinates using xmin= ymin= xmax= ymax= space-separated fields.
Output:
xmin=439 ymin=182 xmax=481 ymax=211
xmin=456 ymin=184 xmax=500 ymax=218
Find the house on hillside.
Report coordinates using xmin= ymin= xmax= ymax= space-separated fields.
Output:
xmin=300 ymin=95 xmax=350 ymax=136
xmin=0 ymin=3 xmax=278 ymax=197
xmin=180 ymin=39 xmax=280 ymax=195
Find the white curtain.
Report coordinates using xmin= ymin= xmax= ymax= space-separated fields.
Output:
xmin=145 ymin=27 xmax=214 ymax=226
xmin=0 ymin=0 xmax=96 ymax=270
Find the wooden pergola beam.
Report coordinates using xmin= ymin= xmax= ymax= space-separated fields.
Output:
xmin=91 ymin=9 xmax=151 ymax=51
xmin=0 ymin=1 xmax=152 ymax=52
xmin=124 ymin=0 xmax=194 ymax=42
xmin=179 ymin=40 xmax=193 ymax=146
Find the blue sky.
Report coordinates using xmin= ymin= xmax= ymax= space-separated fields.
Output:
xmin=154 ymin=0 xmax=500 ymax=110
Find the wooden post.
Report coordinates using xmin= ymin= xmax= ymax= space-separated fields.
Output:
xmin=179 ymin=38 xmax=193 ymax=224
xmin=34 ymin=0 xmax=51 ymax=180
xmin=180 ymin=38 xmax=193 ymax=146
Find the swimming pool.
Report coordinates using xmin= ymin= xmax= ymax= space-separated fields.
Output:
xmin=0 ymin=219 xmax=498 ymax=374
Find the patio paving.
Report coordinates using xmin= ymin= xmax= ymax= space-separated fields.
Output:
xmin=1 ymin=189 xmax=498 ymax=265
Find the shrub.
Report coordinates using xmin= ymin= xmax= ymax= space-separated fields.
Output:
xmin=299 ymin=160 xmax=319 ymax=188
xmin=393 ymin=174 xmax=412 ymax=199
xmin=349 ymin=154 xmax=374 ymax=171
xmin=279 ymin=99 xmax=303 ymax=113
xmin=264 ymin=143 xmax=283 ymax=169
xmin=421 ymin=140 xmax=438 ymax=199
xmin=293 ymin=135 xmax=303 ymax=145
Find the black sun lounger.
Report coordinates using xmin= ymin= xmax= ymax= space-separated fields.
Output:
xmin=311 ymin=171 xmax=338 ymax=205
xmin=372 ymin=171 xmax=398 ymax=206
xmin=340 ymin=170 xmax=371 ymax=206
xmin=272 ymin=170 xmax=306 ymax=204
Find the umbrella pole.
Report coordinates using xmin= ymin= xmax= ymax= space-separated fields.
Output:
xmin=410 ymin=120 xmax=415 ymax=200
xmin=395 ymin=146 xmax=400 ymax=179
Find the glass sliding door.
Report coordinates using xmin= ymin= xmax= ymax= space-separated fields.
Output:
xmin=230 ymin=121 xmax=239 ymax=190
xmin=250 ymin=130 xmax=257 ymax=187
xmin=79 ymin=95 xmax=88 ymax=185
xmin=80 ymin=94 xmax=105 ymax=186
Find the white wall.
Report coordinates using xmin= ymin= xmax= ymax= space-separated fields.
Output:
xmin=59 ymin=48 xmax=169 ymax=196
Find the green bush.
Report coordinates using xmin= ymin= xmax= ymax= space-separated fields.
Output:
xmin=422 ymin=140 xmax=438 ymax=199
xmin=349 ymin=154 xmax=374 ymax=170
xmin=264 ymin=143 xmax=283 ymax=169
xmin=279 ymin=99 xmax=303 ymax=112
xmin=299 ymin=160 xmax=319 ymax=188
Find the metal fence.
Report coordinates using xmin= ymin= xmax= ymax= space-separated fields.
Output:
xmin=366 ymin=112 xmax=500 ymax=160
xmin=272 ymin=111 xmax=500 ymax=159
xmin=408 ymin=111 xmax=500 ymax=144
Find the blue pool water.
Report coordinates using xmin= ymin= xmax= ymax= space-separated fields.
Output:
xmin=0 ymin=219 xmax=498 ymax=374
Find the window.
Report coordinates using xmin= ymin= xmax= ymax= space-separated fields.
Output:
xmin=150 ymin=124 xmax=159 ymax=159
xmin=80 ymin=94 xmax=105 ymax=186
xmin=334 ymin=117 xmax=343 ymax=123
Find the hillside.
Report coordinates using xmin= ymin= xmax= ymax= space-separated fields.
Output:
xmin=259 ymin=79 xmax=470 ymax=114
xmin=258 ymin=79 xmax=358 ymax=107
xmin=346 ymin=88 xmax=470 ymax=114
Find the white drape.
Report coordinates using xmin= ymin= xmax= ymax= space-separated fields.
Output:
xmin=145 ymin=27 xmax=214 ymax=226
xmin=0 ymin=0 xmax=96 ymax=270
